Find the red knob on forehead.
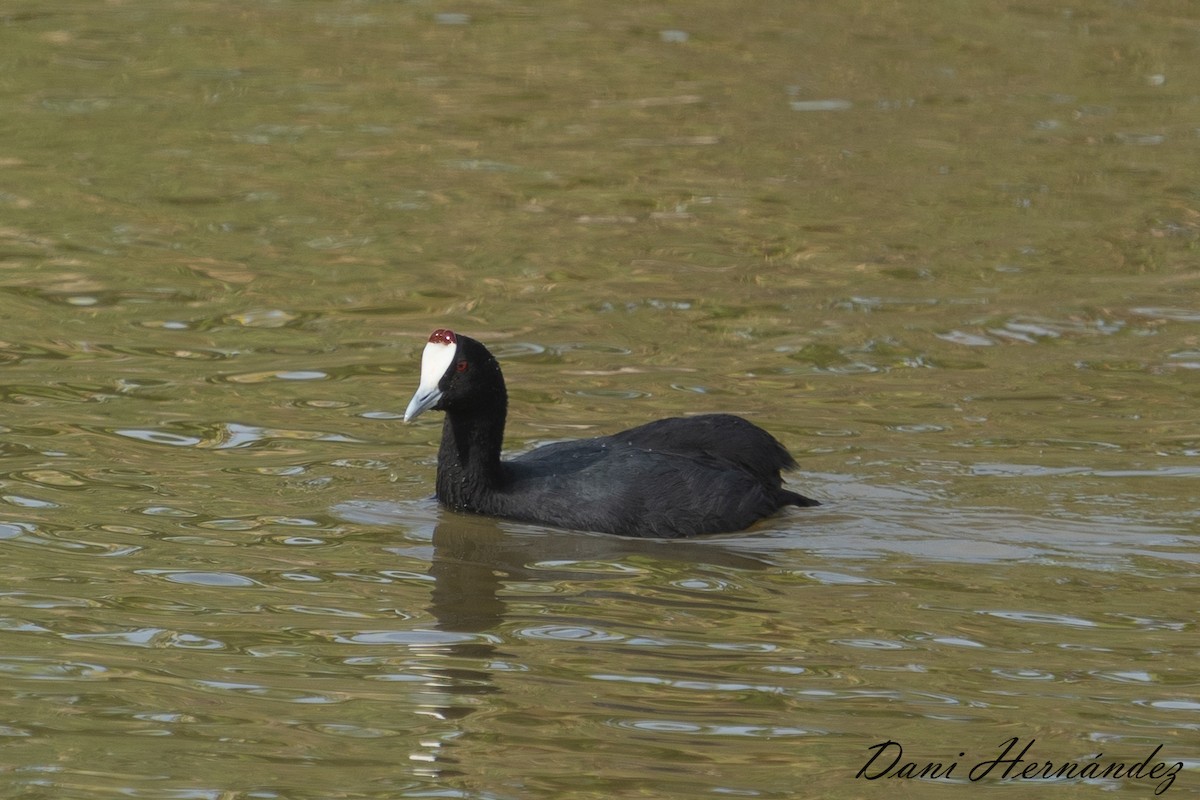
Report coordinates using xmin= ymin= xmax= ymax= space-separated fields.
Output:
xmin=428 ymin=329 xmax=456 ymax=345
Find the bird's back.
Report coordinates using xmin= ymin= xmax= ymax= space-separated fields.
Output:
xmin=489 ymin=414 xmax=815 ymax=537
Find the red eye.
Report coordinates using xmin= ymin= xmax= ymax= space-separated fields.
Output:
xmin=456 ymin=360 xmax=468 ymax=373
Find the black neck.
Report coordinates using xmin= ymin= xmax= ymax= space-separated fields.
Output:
xmin=435 ymin=404 xmax=506 ymax=510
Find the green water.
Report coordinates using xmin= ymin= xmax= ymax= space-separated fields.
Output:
xmin=1 ymin=1 xmax=1198 ymax=798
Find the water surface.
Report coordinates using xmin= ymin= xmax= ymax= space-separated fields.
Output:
xmin=1 ymin=1 xmax=1198 ymax=798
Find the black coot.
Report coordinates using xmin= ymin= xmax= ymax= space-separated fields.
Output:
xmin=403 ymin=329 xmax=819 ymax=537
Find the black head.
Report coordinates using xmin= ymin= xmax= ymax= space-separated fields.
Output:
xmin=403 ymin=329 xmax=506 ymax=422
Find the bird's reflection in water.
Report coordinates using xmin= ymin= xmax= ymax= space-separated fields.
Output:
xmin=426 ymin=513 xmax=778 ymax=630
xmin=334 ymin=500 xmax=780 ymax=779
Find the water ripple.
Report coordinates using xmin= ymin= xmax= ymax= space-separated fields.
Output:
xmin=137 ymin=570 xmax=262 ymax=588
xmin=979 ymin=610 xmax=1099 ymax=629
xmin=105 ymin=421 xmax=364 ymax=449
xmin=0 ymin=657 xmax=111 ymax=681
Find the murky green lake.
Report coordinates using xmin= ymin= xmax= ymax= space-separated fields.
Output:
xmin=2 ymin=1 xmax=1198 ymax=798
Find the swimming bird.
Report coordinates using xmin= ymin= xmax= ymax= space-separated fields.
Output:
xmin=403 ymin=329 xmax=819 ymax=537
